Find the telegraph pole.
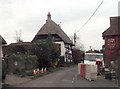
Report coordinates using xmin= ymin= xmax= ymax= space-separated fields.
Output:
xmin=74 ymin=33 xmax=77 ymax=46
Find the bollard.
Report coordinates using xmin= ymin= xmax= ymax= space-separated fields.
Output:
xmin=41 ymin=67 xmax=44 ymax=73
xmin=33 ymin=69 xmax=37 ymax=74
xmin=37 ymin=68 xmax=40 ymax=74
xmin=44 ymin=67 xmax=47 ymax=72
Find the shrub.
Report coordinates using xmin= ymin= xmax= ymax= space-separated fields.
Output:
xmin=32 ymin=35 xmax=60 ymax=69
xmin=9 ymin=54 xmax=38 ymax=75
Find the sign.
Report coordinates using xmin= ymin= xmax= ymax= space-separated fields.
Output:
xmin=107 ymin=38 xmax=116 ymax=49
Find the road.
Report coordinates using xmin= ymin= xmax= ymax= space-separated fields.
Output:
xmin=13 ymin=66 xmax=118 ymax=87
xmin=0 ymin=71 xmax=1 ymax=89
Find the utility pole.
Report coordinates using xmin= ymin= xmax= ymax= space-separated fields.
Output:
xmin=90 ymin=46 xmax=92 ymax=51
xmin=74 ymin=33 xmax=77 ymax=46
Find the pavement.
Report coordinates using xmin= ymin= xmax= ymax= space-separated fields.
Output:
xmin=3 ymin=74 xmax=32 ymax=86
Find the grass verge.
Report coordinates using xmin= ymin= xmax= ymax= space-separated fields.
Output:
xmin=30 ymin=67 xmax=62 ymax=79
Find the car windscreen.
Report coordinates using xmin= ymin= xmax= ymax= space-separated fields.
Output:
xmin=85 ymin=54 xmax=103 ymax=61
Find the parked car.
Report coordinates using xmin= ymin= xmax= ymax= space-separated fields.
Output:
xmin=104 ymin=67 xmax=116 ymax=79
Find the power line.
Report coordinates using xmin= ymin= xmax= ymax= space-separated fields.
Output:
xmin=76 ymin=0 xmax=104 ymax=33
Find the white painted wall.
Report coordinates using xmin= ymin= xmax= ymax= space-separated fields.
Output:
xmin=0 ymin=45 xmax=3 ymax=60
xmin=54 ymin=42 xmax=66 ymax=56
xmin=54 ymin=42 xmax=73 ymax=63
xmin=54 ymin=42 xmax=67 ymax=62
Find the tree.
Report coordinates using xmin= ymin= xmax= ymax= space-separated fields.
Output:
xmin=15 ymin=30 xmax=23 ymax=42
xmin=14 ymin=45 xmax=27 ymax=54
xmin=73 ymin=34 xmax=85 ymax=51
xmin=32 ymin=35 xmax=60 ymax=69
xmin=32 ymin=43 xmax=50 ymax=68
xmin=24 ymin=55 xmax=38 ymax=69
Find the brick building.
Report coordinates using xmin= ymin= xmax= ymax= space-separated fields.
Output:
xmin=102 ymin=16 xmax=120 ymax=67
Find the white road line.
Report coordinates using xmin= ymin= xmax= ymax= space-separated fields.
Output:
xmin=72 ymin=81 xmax=74 ymax=83
xmin=72 ymin=74 xmax=77 ymax=84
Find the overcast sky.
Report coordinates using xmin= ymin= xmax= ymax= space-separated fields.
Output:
xmin=0 ymin=0 xmax=119 ymax=50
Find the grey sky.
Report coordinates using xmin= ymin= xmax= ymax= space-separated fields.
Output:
xmin=0 ymin=0 xmax=119 ymax=50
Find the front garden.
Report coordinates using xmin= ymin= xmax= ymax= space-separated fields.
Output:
xmin=3 ymin=35 xmax=72 ymax=79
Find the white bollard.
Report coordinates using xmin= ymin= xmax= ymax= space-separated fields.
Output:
xmin=44 ymin=67 xmax=47 ymax=72
xmin=37 ymin=68 xmax=40 ymax=73
xmin=41 ymin=67 xmax=44 ymax=73
xmin=33 ymin=69 xmax=37 ymax=74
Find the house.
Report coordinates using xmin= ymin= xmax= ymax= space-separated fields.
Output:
xmin=32 ymin=12 xmax=74 ymax=62
xmin=3 ymin=42 xmax=32 ymax=56
xmin=0 ymin=35 xmax=7 ymax=60
xmin=3 ymin=13 xmax=74 ymax=72
xmin=102 ymin=16 xmax=120 ymax=67
xmin=0 ymin=35 xmax=7 ymax=80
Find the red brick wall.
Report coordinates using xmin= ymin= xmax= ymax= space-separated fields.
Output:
xmin=104 ymin=36 xmax=120 ymax=66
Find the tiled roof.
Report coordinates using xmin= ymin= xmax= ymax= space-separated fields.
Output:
xmin=102 ymin=16 xmax=120 ymax=37
xmin=0 ymin=35 xmax=7 ymax=44
xmin=3 ymin=42 xmax=32 ymax=55
xmin=9 ymin=42 xmax=32 ymax=46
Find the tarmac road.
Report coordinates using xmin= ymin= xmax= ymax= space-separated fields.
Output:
xmin=13 ymin=66 xmax=118 ymax=87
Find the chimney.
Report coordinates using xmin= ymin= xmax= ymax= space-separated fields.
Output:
xmin=47 ymin=12 xmax=51 ymax=20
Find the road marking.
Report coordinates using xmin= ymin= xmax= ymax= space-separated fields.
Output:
xmin=72 ymin=77 xmax=75 ymax=84
xmin=72 ymin=81 xmax=74 ymax=83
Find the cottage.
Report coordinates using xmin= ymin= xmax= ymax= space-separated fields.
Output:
xmin=102 ymin=16 xmax=120 ymax=67
xmin=32 ymin=12 xmax=74 ymax=62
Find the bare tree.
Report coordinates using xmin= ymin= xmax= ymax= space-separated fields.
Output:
xmin=69 ymin=35 xmax=74 ymax=44
xmin=15 ymin=30 xmax=23 ymax=42
xmin=75 ymin=35 xmax=85 ymax=51
xmin=70 ymin=35 xmax=85 ymax=51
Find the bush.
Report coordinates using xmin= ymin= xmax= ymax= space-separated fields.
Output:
xmin=13 ymin=67 xmax=21 ymax=75
xmin=2 ymin=60 xmax=7 ymax=81
xmin=32 ymin=36 xmax=60 ymax=69
xmin=9 ymin=54 xmax=38 ymax=75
